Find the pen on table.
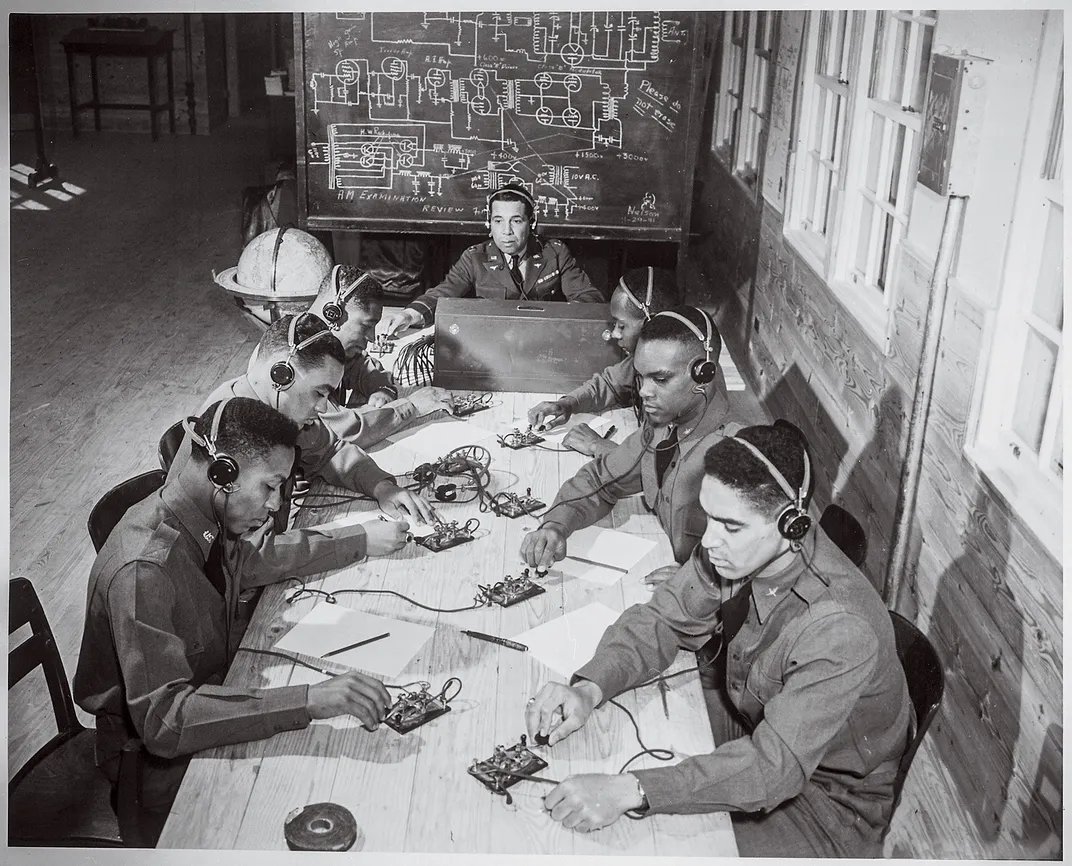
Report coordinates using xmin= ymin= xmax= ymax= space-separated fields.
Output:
xmin=322 ymin=632 xmax=390 ymax=658
xmin=602 ymin=425 xmax=617 ymax=439
xmin=461 ymin=629 xmax=528 ymax=652
xmin=658 ymin=677 xmax=670 ymax=719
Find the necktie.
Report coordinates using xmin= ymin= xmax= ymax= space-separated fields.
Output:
xmin=204 ymin=535 xmax=228 ymax=597
xmin=654 ymin=425 xmax=679 ymax=487
xmin=508 ymin=254 xmax=524 ymax=292
xmin=720 ymin=579 xmax=754 ymax=646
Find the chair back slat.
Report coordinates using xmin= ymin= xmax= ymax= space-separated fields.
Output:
xmin=87 ymin=469 xmax=167 ymax=553
xmin=9 ymin=577 xmax=82 ymax=742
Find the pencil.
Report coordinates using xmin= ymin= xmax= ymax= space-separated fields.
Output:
xmin=322 ymin=632 xmax=390 ymax=658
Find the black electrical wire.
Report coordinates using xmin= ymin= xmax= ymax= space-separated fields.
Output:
xmin=235 ymin=646 xmax=336 ymax=675
xmin=394 ymin=335 xmax=435 ymax=387
xmin=284 ymin=577 xmax=487 ymax=614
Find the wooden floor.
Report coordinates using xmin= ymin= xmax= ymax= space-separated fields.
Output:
xmin=9 ymin=122 xmax=992 ymax=858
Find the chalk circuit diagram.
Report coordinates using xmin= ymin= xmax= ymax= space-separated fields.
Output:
xmin=303 ymin=11 xmax=692 ymax=221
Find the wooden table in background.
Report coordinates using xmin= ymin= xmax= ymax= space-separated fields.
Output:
xmin=158 ymin=387 xmax=764 ymax=853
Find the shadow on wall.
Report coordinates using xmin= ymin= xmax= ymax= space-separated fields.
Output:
xmin=927 ymin=492 xmax=1025 ymax=849
xmin=760 ymin=362 xmax=846 ymax=521
xmin=1019 ymin=723 xmax=1062 ymax=857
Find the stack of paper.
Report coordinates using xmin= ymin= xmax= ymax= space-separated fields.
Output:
xmin=512 ymin=602 xmax=623 ymax=679
xmin=556 ymin=526 xmax=658 ymax=586
xmin=366 ymin=416 xmax=497 ymax=476
xmin=274 ymin=603 xmax=435 ymax=678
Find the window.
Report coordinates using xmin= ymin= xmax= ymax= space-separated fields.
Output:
xmin=971 ymin=17 xmax=1063 ymax=559
xmin=712 ymin=12 xmax=777 ymax=188
xmin=786 ymin=10 xmax=936 ymax=338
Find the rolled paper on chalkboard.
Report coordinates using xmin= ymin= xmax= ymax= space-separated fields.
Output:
xmin=283 ymin=802 xmax=360 ymax=852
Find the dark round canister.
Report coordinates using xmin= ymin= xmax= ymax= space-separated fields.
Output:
xmin=283 ymin=802 xmax=359 ymax=851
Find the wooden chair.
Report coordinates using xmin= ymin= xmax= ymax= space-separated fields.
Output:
xmin=9 ymin=577 xmax=148 ymax=847
xmin=886 ymin=610 xmax=945 ymax=833
xmin=157 ymin=420 xmax=185 ymax=472
xmin=87 ymin=469 xmax=167 ymax=553
xmin=820 ymin=503 xmax=868 ymax=568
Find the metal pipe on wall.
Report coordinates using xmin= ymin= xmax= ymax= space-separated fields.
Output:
xmin=882 ymin=194 xmax=967 ymax=608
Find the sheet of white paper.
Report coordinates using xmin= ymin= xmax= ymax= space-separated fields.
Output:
xmin=274 ymin=603 xmax=435 ymax=678
xmin=384 ymin=417 xmax=497 ymax=460
xmin=565 ymin=526 xmax=658 ymax=572
xmin=306 ymin=511 xmax=384 ymax=532
xmin=556 ymin=557 xmax=625 ymax=586
xmin=538 ymin=413 xmax=617 ymax=437
xmin=513 ymin=603 xmax=623 ymax=679
xmin=365 ymin=440 xmax=424 ymax=477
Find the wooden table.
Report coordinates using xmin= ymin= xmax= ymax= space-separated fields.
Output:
xmin=61 ymin=27 xmax=176 ymax=141
xmin=158 ymin=388 xmax=762 ymax=853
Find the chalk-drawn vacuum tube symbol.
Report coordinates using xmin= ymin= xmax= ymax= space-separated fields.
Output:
xmin=383 ymin=57 xmax=406 ymax=81
xmin=336 ymin=59 xmax=360 ymax=85
xmin=560 ymin=43 xmax=585 ymax=66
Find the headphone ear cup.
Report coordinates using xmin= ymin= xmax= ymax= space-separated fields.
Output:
xmin=208 ymin=455 xmax=240 ymax=489
xmin=777 ymin=505 xmax=812 ymax=541
xmin=435 ymin=483 xmax=458 ymax=502
xmin=270 ymin=360 xmax=295 ymax=389
xmin=691 ymin=358 xmax=717 ymax=385
xmin=322 ymin=302 xmax=344 ymax=327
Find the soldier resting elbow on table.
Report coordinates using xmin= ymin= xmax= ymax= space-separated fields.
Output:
xmin=74 ymin=398 xmax=397 ymax=846
xmin=248 ymin=264 xmax=452 ymax=447
xmin=522 ymin=424 xmax=912 ymax=857
xmin=526 ymin=266 xmax=725 ymax=458
xmin=377 ymin=183 xmax=604 ymax=337
xmin=169 ymin=313 xmax=439 ymax=581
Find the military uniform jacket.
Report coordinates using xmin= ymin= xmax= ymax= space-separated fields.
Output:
xmin=540 ymin=387 xmax=736 ymax=565
xmin=562 ymin=355 xmax=730 ymax=418
xmin=408 ymin=235 xmax=604 ymax=325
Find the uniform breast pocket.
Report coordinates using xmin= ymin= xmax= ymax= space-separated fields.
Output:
xmin=744 ymin=655 xmax=785 ymax=706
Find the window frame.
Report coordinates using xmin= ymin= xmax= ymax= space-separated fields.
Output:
xmin=711 ymin=11 xmax=778 ymax=194
xmin=967 ymin=14 xmax=1064 ymax=561
xmin=785 ymin=10 xmax=936 ymax=344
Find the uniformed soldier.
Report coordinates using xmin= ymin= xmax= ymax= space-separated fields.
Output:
xmin=378 ymin=183 xmax=604 ymax=335
xmin=525 ymin=266 xmax=728 ymax=458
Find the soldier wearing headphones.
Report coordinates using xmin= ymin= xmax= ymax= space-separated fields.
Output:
xmin=74 ymin=399 xmax=396 ymax=846
xmin=526 ymin=266 xmax=730 ymax=458
xmin=520 ymin=305 xmax=739 ymax=573
xmin=378 ymin=183 xmax=603 ymax=336
xmin=171 ymin=313 xmax=438 ymax=578
xmin=303 ymin=264 xmax=454 ymax=447
xmin=523 ymin=423 xmax=911 ymax=857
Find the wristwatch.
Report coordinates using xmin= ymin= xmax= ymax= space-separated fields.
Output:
xmin=629 ymin=773 xmax=650 ymax=813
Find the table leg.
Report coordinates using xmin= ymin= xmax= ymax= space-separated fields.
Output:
xmin=65 ymin=49 xmax=79 ymax=137
xmin=90 ymin=53 xmax=101 ymax=132
xmin=166 ymin=49 xmax=176 ymax=133
xmin=147 ymin=54 xmax=158 ymax=141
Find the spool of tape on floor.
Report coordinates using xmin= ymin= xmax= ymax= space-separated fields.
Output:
xmin=283 ymin=802 xmax=359 ymax=851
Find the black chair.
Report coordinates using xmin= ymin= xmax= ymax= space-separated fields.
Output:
xmin=886 ymin=610 xmax=945 ymax=833
xmin=820 ymin=503 xmax=868 ymax=568
xmin=87 ymin=470 xmax=167 ymax=553
xmin=158 ymin=420 xmax=185 ymax=472
xmin=9 ymin=577 xmax=147 ymax=846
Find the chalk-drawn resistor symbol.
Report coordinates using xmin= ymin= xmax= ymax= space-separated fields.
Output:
xmin=336 ymin=59 xmax=360 ymax=86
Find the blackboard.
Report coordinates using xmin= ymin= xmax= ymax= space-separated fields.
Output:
xmin=295 ymin=12 xmax=708 ymax=240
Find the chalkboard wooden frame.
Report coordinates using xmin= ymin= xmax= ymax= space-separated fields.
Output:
xmin=294 ymin=12 xmax=709 ymax=243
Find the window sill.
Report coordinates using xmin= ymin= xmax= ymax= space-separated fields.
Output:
xmin=964 ymin=441 xmax=1063 ymax=565
xmin=783 ymin=228 xmax=889 ymax=350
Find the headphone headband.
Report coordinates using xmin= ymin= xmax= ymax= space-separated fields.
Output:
xmin=183 ymin=398 xmax=240 ymax=489
xmin=654 ymin=308 xmax=713 ymax=355
xmin=618 ymin=267 xmax=654 ymax=320
xmin=288 ymin=313 xmax=334 ymax=359
xmin=272 ymin=313 xmax=335 ymax=389
xmin=334 ymin=265 xmax=374 ymax=308
xmin=486 ymin=183 xmax=538 ymax=230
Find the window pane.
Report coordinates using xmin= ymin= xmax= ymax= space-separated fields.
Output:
xmin=865 ymin=113 xmax=883 ymax=193
xmin=856 ymin=198 xmax=874 ymax=274
xmin=869 ymin=13 xmax=888 ymax=99
xmin=1013 ymin=329 xmax=1059 ymax=452
xmin=877 ymin=212 xmax=895 ymax=292
xmin=888 ymin=124 xmax=906 ymax=206
xmin=890 ymin=17 xmax=912 ymax=104
xmin=817 ymin=11 xmax=832 ymax=75
xmin=1050 ymin=410 xmax=1063 ymax=478
xmin=911 ymin=23 xmax=935 ymax=110
xmin=1032 ymin=203 xmax=1064 ymax=331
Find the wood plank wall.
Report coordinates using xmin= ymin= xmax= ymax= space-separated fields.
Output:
xmin=688 ymin=11 xmax=1062 ymax=859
